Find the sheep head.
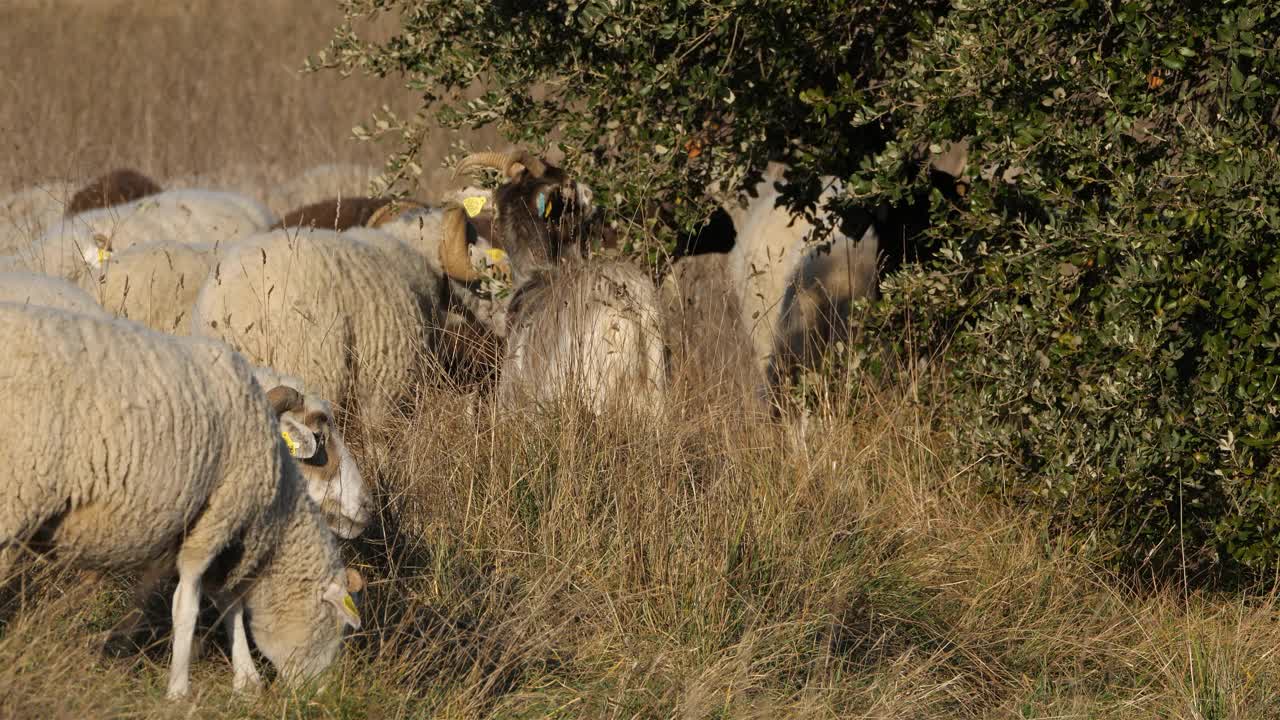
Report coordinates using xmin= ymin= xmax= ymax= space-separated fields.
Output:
xmin=453 ymin=148 xmax=596 ymax=284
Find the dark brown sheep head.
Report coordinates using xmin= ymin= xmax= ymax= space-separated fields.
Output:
xmin=450 ymin=149 xmax=595 ymax=285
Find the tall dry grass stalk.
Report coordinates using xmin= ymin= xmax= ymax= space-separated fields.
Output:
xmin=2 ymin=2 xmax=1279 ymax=718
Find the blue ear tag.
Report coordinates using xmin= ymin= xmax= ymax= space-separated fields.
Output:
xmin=536 ymin=192 xmax=548 ymax=218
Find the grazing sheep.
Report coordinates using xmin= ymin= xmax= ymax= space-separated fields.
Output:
xmin=0 ymin=271 xmax=111 ymax=318
xmin=30 ymin=189 xmax=276 ymax=282
xmin=0 ymin=303 xmax=362 ymax=698
xmin=104 ymin=365 xmax=372 ymax=661
xmin=453 ymin=149 xmax=665 ymax=414
xmin=719 ymin=161 xmax=879 ymax=391
xmin=85 ymin=241 xmax=215 ymax=333
xmin=191 ymin=227 xmax=444 ymax=428
xmin=344 ymin=192 xmax=508 ymax=388
xmin=64 ymin=168 xmax=162 ymax=217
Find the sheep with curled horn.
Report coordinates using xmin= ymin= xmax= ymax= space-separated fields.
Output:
xmin=451 ymin=149 xmax=665 ymax=415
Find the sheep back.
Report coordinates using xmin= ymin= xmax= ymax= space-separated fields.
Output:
xmin=0 ymin=304 xmax=284 ymax=573
xmin=65 ymin=169 xmax=162 ymax=217
xmin=192 ymin=228 xmax=438 ymax=423
xmin=0 ymin=271 xmax=111 ymax=318
xmin=500 ymin=261 xmax=665 ymax=414
xmin=88 ymin=242 xmax=214 ymax=333
xmin=31 ymin=190 xmax=276 ymax=282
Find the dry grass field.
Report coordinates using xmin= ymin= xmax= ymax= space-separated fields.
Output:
xmin=2 ymin=2 xmax=1280 ymax=719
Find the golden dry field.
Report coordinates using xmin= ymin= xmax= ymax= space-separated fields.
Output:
xmin=1 ymin=2 xmax=1279 ymax=719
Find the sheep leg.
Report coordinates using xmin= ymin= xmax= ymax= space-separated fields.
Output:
xmin=165 ymin=564 xmax=206 ymax=699
xmin=223 ymin=600 xmax=261 ymax=692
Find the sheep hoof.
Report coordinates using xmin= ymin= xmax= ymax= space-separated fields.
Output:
xmin=232 ymin=670 xmax=262 ymax=694
xmin=166 ymin=681 xmax=190 ymax=700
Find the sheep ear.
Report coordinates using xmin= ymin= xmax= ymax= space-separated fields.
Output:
xmin=279 ymin=415 xmax=317 ymax=460
xmin=323 ymin=581 xmax=361 ymax=630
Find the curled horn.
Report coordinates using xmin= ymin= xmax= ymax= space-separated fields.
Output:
xmin=453 ymin=149 xmax=547 ymax=180
xmin=438 ymin=202 xmax=481 ymax=283
xmin=265 ymin=385 xmax=305 ymax=416
xmin=507 ymin=149 xmax=547 ymax=178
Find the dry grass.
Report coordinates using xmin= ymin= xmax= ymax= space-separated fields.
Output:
xmin=0 ymin=0 xmax=497 ymax=206
xmin=3 ymin=2 xmax=1280 ymax=719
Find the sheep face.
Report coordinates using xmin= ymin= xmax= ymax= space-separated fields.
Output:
xmin=268 ymin=386 xmax=372 ymax=539
xmin=452 ymin=150 xmax=595 ymax=285
xmin=490 ymin=166 xmax=594 ymax=279
xmin=250 ymin=567 xmax=364 ymax=686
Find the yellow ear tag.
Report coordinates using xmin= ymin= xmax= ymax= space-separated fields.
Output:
xmin=462 ymin=196 xmax=486 ymax=218
xmin=484 ymin=248 xmax=508 ymax=264
xmin=280 ymin=429 xmax=299 ymax=457
xmin=342 ymin=594 xmax=359 ymax=619
xmin=97 ymin=248 xmax=110 ymax=264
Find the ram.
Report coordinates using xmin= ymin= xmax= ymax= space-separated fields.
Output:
xmin=452 ymin=149 xmax=665 ymax=414
xmin=0 ymin=303 xmax=362 ymax=698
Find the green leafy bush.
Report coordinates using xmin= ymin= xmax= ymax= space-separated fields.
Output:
xmin=318 ymin=0 xmax=1280 ymax=577
xmin=864 ymin=1 xmax=1280 ymax=577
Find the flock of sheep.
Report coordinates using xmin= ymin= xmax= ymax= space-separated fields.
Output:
xmin=0 ymin=149 xmax=878 ymax=698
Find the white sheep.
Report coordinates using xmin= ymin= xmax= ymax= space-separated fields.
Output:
xmin=0 ymin=303 xmax=362 ymax=698
xmin=29 ymin=189 xmax=276 ymax=283
xmin=719 ymin=161 xmax=879 ymax=387
xmin=0 ymin=271 xmax=111 ymax=318
xmin=191 ymin=226 xmax=444 ymax=428
xmin=85 ymin=241 xmax=215 ymax=333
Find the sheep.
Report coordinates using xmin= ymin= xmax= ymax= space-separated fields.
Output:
xmin=271 ymin=196 xmax=427 ymax=232
xmin=85 ymin=240 xmax=215 ymax=333
xmin=0 ymin=271 xmax=111 ymax=318
xmin=103 ymin=365 xmax=373 ymax=660
xmin=0 ymin=303 xmax=362 ymax=698
xmin=719 ymin=161 xmax=879 ymax=393
xmin=452 ymin=149 xmax=665 ymax=414
xmin=191 ymin=226 xmax=445 ymax=429
xmin=342 ymin=190 xmax=507 ymax=388
xmin=64 ymin=168 xmax=162 ymax=217
xmin=29 ymin=189 xmax=276 ymax=283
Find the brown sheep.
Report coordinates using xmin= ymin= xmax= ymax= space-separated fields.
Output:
xmin=65 ymin=168 xmax=162 ymax=216
xmin=271 ymin=196 xmax=428 ymax=231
